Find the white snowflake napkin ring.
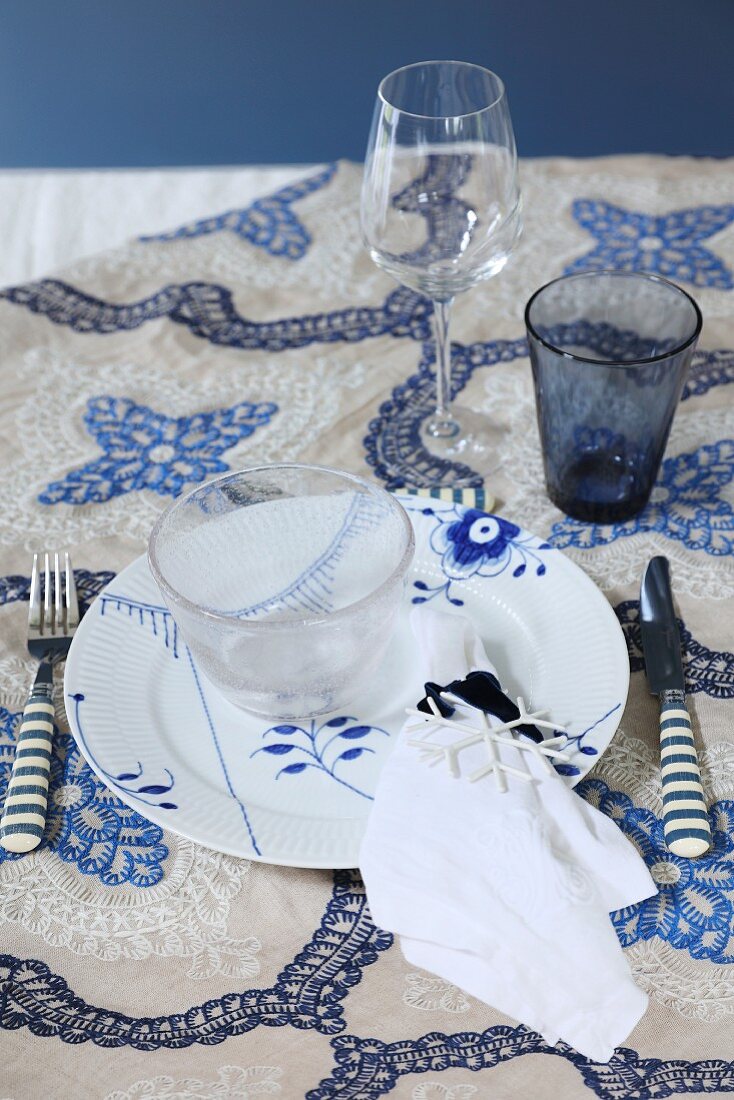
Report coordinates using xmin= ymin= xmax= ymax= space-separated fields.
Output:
xmin=405 ymin=689 xmax=572 ymax=792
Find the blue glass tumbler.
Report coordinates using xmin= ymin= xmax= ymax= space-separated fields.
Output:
xmin=525 ymin=272 xmax=702 ymax=523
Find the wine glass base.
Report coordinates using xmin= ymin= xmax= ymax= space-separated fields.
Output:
xmin=419 ymin=406 xmax=505 ymax=469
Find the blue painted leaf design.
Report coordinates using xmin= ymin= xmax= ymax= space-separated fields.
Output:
xmin=137 ymin=783 xmax=174 ymax=795
xmin=555 ymin=763 xmax=580 ymax=776
xmin=448 ymin=597 xmax=464 ymax=607
xmin=279 ymin=762 xmax=309 ymax=775
xmin=414 ymin=581 xmax=429 ymax=591
xmin=116 ymin=770 xmax=142 ymax=781
xmin=336 ymin=746 xmax=372 ymax=762
xmin=580 ymin=745 xmax=598 ymax=755
xmin=536 ymin=563 xmax=547 ymax=576
xmin=262 ymin=743 xmax=294 ymax=755
xmin=324 ymin=716 xmax=351 ymax=728
xmin=340 ymin=726 xmax=372 ymax=739
xmin=158 ymin=802 xmax=178 ymax=809
xmin=413 ymin=596 xmax=427 ymax=604
xmin=513 ymin=564 xmax=526 ymax=578
xmin=539 ymin=542 xmax=551 ymax=550
xmin=271 ymin=724 xmax=300 ymax=735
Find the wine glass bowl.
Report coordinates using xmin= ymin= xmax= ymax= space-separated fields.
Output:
xmin=361 ymin=61 xmax=522 ymax=459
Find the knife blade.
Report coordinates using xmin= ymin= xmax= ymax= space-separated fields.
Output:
xmin=640 ymin=556 xmax=711 ymax=858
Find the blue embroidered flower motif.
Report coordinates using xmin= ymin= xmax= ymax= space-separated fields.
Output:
xmin=0 ymin=706 xmax=169 ymax=886
xmin=579 ymin=779 xmax=734 ymax=964
xmin=411 ymin=503 xmax=552 ymax=606
xmin=39 ymin=395 xmax=277 ymax=505
xmin=140 ymin=163 xmax=337 ymax=258
xmin=566 ymin=199 xmax=734 ymax=289
xmin=550 ymin=440 xmax=734 ymax=555
xmin=616 ymin=599 xmax=734 ymax=699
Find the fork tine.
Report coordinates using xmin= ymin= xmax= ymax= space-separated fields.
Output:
xmin=28 ymin=552 xmax=41 ymax=629
xmin=54 ymin=552 xmax=63 ymax=635
xmin=65 ymin=553 xmax=79 ymax=629
xmin=43 ymin=552 xmax=52 ymax=634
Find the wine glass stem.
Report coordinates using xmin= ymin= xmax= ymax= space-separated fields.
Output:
xmin=426 ymin=297 xmax=459 ymax=440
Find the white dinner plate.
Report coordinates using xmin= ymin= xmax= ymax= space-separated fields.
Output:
xmin=64 ymin=495 xmax=629 ymax=868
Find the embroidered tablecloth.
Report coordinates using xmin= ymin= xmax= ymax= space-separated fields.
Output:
xmin=0 ymin=165 xmax=310 ymax=285
xmin=1 ymin=156 xmax=733 ymax=1100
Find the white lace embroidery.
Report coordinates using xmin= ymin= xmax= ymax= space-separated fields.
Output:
xmin=69 ymin=166 xmax=386 ymax=306
xmin=66 ymin=160 xmax=734 ymax=323
xmin=103 ymin=1065 xmax=282 ymax=1100
xmin=485 ymin=159 xmax=734 ymax=324
xmin=402 ymin=972 xmax=471 ymax=1013
xmin=0 ymin=653 xmax=39 ymax=710
xmin=594 ymin=729 xmax=734 ymax=1022
xmin=0 ymin=346 xmax=366 ymax=548
xmin=412 ymin=1084 xmax=478 ymax=1100
xmin=0 ymin=834 xmax=259 ymax=980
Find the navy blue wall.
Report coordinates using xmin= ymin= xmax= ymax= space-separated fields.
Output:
xmin=1 ymin=0 xmax=732 ymax=167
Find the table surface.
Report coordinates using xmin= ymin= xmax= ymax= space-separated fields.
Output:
xmin=1 ymin=155 xmax=734 ymax=1100
xmin=0 ymin=165 xmax=312 ymax=285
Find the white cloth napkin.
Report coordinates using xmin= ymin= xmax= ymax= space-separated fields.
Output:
xmin=360 ymin=607 xmax=657 ymax=1063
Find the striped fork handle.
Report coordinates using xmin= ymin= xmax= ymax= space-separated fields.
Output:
xmin=660 ymin=689 xmax=712 ymax=859
xmin=0 ymin=663 xmax=55 ymax=853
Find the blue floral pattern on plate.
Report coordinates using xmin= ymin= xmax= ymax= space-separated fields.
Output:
xmin=551 ymin=703 xmax=621 ymax=779
xmin=550 ymin=440 xmax=734 ymax=555
xmin=66 ymin=692 xmax=178 ymax=813
xmin=566 ymin=199 xmax=734 ymax=289
xmin=39 ymin=395 xmax=277 ymax=505
xmin=251 ymin=716 xmax=389 ymax=801
xmin=410 ymin=502 xmax=551 ymax=606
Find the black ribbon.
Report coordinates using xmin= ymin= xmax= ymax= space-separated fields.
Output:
xmin=417 ymin=670 xmax=543 ymax=743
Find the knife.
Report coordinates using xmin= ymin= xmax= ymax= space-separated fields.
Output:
xmin=639 ymin=556 xmax=711 ymax=858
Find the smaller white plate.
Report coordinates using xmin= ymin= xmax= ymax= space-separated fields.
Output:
xmin=64 ymin=497 xmax=629 ymax=868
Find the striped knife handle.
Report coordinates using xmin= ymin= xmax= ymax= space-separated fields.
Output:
xmin=394 ymin=486 xmax=495 ymax=513
xmin=0 ymin=671 xmax=55 ymax=853
xmin=660 ymin=689 xmax=712 ymax=859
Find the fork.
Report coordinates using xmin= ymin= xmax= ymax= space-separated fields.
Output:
xmin=0 ymin=552 xmax=80 ymax=853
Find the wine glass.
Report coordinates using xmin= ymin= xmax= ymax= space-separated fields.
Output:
xmin=361 ymin=60 xmax=522 ymax=461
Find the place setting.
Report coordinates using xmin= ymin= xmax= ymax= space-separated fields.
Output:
xmin=0 ymin=52 xmax=731 ymax=1100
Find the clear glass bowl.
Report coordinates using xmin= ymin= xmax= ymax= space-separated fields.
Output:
xmin=147 ymin=464 xmax=415 ymax=718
